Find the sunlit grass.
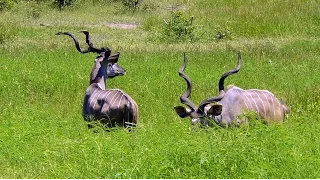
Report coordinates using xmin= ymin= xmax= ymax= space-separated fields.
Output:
xmin=0 ymin=0 xmax=320 ymax=178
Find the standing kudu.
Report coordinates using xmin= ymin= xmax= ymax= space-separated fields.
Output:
xmin=56 ymin=31 xmax=138 ymax=129
xmin=174 ymin=52 xmax=289 ymax=127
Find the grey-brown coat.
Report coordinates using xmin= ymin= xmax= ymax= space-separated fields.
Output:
xmin=174 ymin=52 xmax=289 ymax=127
xmin=57 ymin=31 xmax=138 ymax=128
xmin=82 ymin=53 xmax=138 ymax=128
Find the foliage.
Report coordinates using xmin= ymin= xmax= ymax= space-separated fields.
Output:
xmin=51 ymin=0 xmax=77 ymax=10
xmin=121 ymin=0 xmax=139 ymax=9
xmin=113 ymin=0 xmax=157 ymax=15
xmin=0 ymin=0 xmax=16 ymax=11
xmin=162 ymin=11 xmax=195 ymax=42
xmin=213 ymin=24 xmax=233 ymax=41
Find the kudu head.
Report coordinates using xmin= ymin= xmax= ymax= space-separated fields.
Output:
xmin=174 ymin=52 xmax=242 ymax=126
xmin=56 ymin=30 xmax=126 ymax=83
xmin=87 ymin=50 xmax=126 ymax=89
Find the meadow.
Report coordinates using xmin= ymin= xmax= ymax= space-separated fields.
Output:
xmin=0 ymin=0 xmax=320 ymax=178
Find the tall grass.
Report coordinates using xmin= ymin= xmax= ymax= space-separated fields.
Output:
xmin=0 ymin=0 xmax=320 ymax=178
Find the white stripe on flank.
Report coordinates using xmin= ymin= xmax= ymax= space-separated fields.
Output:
xmin=109 ymin=91 xmax=120 ymax=106
xmin=241 ymin=90 xmax=254 ymax=110
xmin=100 ymin=90 xmax=113 ymax=113
xmin=117 ymin=94 xmax=124 ymax=111
xmin=236 ymin=89 xmax=249 ymax=110
xmin=117 ymin=92 xmax=124 ymax=103
xmin=102 ymin=90 xmax=113 ymax=103
xmin=113 ymin=92 xmax=122 ymax=107
xmin=254 ymin=90 xmax=276 ymax=118
xmin=254 ymin=91 xmax=266 ymax=118
xmin=117 ymin=94 xmax=125 ymax=116
xmin=261 ymin=91 xmax=271 ymax=118
xmin=92 ymin=90 xmax=104 ymax=110
xmin=246 ymin=91 xmax=260 ymax=118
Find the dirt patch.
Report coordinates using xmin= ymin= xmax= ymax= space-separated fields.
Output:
xmin=39 ymin=22 xmax=138 ymax=29
xmin=105 ymin=23 xmax=137 ymax=29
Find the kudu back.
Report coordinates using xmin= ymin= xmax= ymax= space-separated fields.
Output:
xmin=56 ymin=31 xmax=138 ymax=129
xmin=174 ymin=52 xmax=289 ymax=127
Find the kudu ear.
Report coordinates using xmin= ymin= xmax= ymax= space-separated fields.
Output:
xmin=100 ymin=52 xmax=115 ymax=66
xmin=207 ymin=104 xmax=223 ymax=116
xmin=104 ymin=52 xmax=120 ymax=65
xmin=107 ymin=52 xmax=120 ymax=64
xmin=174 ymin=106 xmax=191 ymax=118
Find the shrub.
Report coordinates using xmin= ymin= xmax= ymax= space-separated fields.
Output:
xmin=162 ymin=11 xmax=195 ymax=43
xmin=214 ymin=25 xmax=232 ymax=41
xmin=121 ymin=0 xmax=139 ymax=9
xmin=0 ymin=0 xmax=16 ymax=12
xmin=51 ymin=0 xmax=77 ymax=10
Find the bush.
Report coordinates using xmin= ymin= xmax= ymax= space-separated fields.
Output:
xmin=162 ymin=11 xmax=195 ymax=43
xmin=213 ymin=25 xmax=233 ymax=41
xmin=121 ymin=0 xmax=139 ymax=9
xmin=0 ymin=0 xmax=16 ymax=12
xmin=51 ymin=0 xmax=77 ymax=10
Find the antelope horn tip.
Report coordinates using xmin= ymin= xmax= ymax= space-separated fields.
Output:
xmin=79 ymin=30 xmax=89 ymax=34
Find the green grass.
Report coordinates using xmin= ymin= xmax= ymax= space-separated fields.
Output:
xmin=0 ymin=0 xmax=320 ymax=178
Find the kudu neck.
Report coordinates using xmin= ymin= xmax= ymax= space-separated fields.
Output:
xmin=89 ymin=63 xmax=107 ymax=90
xmin=96 ymin=76 xmax=106 ymax=90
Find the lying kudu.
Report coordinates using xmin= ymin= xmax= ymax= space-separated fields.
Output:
xmin=56 ymin=31 xmax=138 ymax=129
xmin=174 ymin=52 xmax=289 ymax=127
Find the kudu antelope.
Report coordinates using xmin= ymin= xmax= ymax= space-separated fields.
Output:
xmin=174 ymin=52 xmax=289 ymax=127
xmin=56 ymin=31 xmax=138 ymax=129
